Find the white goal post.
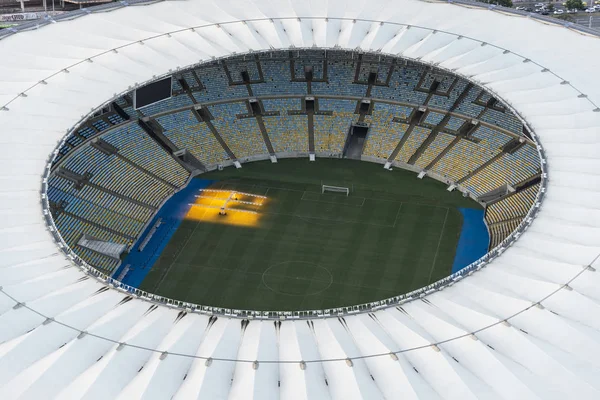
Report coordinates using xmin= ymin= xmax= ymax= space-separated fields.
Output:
xmin=322 ymin=185 xmax=350 ymax=196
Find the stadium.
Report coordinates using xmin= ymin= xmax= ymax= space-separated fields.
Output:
xmin=0 ymin=0 xmax=599 ymax=398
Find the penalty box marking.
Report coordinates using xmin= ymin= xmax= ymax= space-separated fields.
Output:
xmin=300 ymin=191 xmax=366 ymax=207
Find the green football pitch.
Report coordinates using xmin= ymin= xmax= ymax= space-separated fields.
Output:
xmin=139 ymin=158 xmax=479 ymax=311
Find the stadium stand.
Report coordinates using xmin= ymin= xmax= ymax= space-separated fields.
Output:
xmin=444 ymin=115 xmax=466 ymax=131
xmin=46 ymin=50 xmax=539 ymax=276
xmin=394 ymin=126 xmax=431 ymax=163
xmin=461 ymin=144 xmax=540 ymax=197
xmin=428 ymin=79 xmax=469 ymax=110
xmin=362 ymin=103 xmax=413 ymax=158
xmin=486 ymin=183 xmax=540 ymax=225
xmin=431 ymin=139 xmax=499 ymax=181
xmin=314 ymin=99 xmax=357 ymax=153
xmin=371 ymin=65 xmax=427 ymax=104
xmin=413 ymin=133 xmax=455 ymax=169
xmin=262 ymin=99 xmax=309 ymax=153
xmin=101 ymin=124 xmax=189 ymax=187
xmin=454 ymin=86 xmax=485 ymax=117
xmin=312 ymin=60 xmax=365 ymax=97
xmin=209 ymin=102 xmax=268 ymax=158
xmin=480 ymin=107 xmax=523 ymax=134
xmin=252 ymin=60 xmax=306 ymax=96
xmin=157 ymin=110 xmax=230 ymax=166
xmin=193 ymin=65 xmax=249 ymax=102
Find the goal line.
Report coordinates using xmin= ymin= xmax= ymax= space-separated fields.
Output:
xmin=322 ymin=184 xmax=350 ymax=196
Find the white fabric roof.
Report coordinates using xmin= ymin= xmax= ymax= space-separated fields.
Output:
xmin=1 ymin=0 xmax=600 ymax=398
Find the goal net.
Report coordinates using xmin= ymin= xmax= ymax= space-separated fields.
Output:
xmin=322 ymin=184 xmax=349 ymax=196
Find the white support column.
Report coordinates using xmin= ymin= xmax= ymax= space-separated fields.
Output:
xmin=447 ymin=184 xmax=456 ymax=192
xmin=417 ymin=171 xmax=426 ymax=179
xmin=234 ymin=161 xmax=242 ymax=169
xmin=309 ymin=154 xmax=315 ymax=161
xmin=384 ymin=161 xmax=392 ymax=170
xmin=270 ymin=155 xmax=277 ymax=163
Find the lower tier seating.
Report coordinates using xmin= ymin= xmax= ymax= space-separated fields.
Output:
xmin=414 ymin=133 xmax=454 ymax=169
xmin=394 ymin=126 xmax=431 ymax=163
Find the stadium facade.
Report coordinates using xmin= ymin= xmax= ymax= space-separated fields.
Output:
xmin=0 ymin=0 xmax=599 ymax=398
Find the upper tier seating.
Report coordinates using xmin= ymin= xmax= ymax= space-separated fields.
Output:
xmin=252 ymin=60 xmax=306 ymax=96
xmin=138 ymin=93 xmax=193 ymax=116
xmin=371 ymin=66 xmax=427 ymax=104
xmin=444 ymin=116 xmax=466 ymax=131
xmin=455 ymin=86 xmax=485 ymax=118
xmin=193 ymin=65 xmax=249 ymax=102
xmin=312 ymin=60 xmax=366 ymax=97
xmin=227 ymin=60 xmax=261 ymax=82
xmin=480 ymin=108 xmax=523 ymax=134
xmin=423 ymin=111 xmax=446 ymax=126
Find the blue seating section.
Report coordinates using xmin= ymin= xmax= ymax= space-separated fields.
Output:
xmin=49 ymin=175 xmax=153 ymax=222
xmin=471 ymin=126 xmax=512 ymax=150
xmin=139 ymin=93 xmax=194 ymax=116
xmin=172 ymin=77 xmax=183 ymax=91
xmin=428 ymin=79 xmax=468 ymax=110
xmin=294 ymin=60 xmax=324 ymax=80
xmin=102 ymin=124 xmax=190 ymax=187
xmin=78 ymin=126 xmax=96 ymax=139
xmin=312 ymin=61 xmax=366 ymax=97
xmin=262 ymin=98 xmax=301 ymax=113
xmin=424 ymin=111 xmax=445 ymax=126
xmin=157 ymin=110 xmax=230 ymax=165
xmin=62 ymin=146 xmax=175 ymax=207
xmin=455 ymin=87 xmax=485 ymax=118
xmin=193 ymin=65 xmax=249 ymax=102
xmin=227 ymin=61 xmax=261 ymax=82
xmin=48 ymin=185 xmax=144 ymax=238
xmin=209 ymin=102 xmax=268 ymax=158
xmin=107 ymin=114 xmax=125 ymax=125
xmin=318 ymin=98 xmax=357 ymax=113
xmin=445 ymin=116 xmax=466 ymax=131
xmin=480 ymin=108 xmax=522 ymax=134
xmin=252 ymin=60 xmax=306 ymax=96
xmin=92 ymin=119 xmax=110 ymax=132
xmin=370 ymin=66 xmax=426 ymax=104
xmin=419 ymin=73 xmax=454 ymax=93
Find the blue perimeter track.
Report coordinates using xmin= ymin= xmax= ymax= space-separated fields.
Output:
xmin=452 ymin=208 xmax=490 ymax=273
xmin=115 ymin=184 xmax=489 ymax=287
xmin=114 ymin=179 xmax=213 ymax=287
